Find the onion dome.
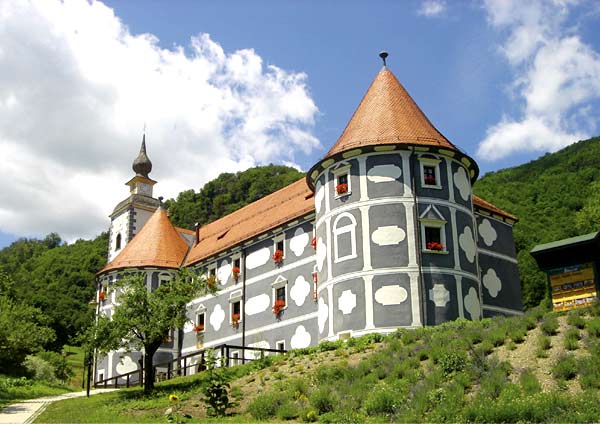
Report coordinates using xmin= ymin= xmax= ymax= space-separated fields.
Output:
xmin=132 ymin=134 xmax=152 ymax=178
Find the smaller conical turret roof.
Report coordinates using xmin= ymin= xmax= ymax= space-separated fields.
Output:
xmin=132 ymin=134 xmax=152 ymax=178
xmin=99 ymin=205 xmax=189 ymax=274
xmin=325 ymin=66 xmax=460 ymax=159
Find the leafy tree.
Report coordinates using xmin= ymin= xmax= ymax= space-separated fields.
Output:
xmin=0 ymin=272 xmax=56 ymax=375
xmin=165 ymin=165 xmax=304 ymax=229
xmin=575 ymin=181 xmax=600 ymax=234
xmin=93 ymin=269 xmax=214 ymax=393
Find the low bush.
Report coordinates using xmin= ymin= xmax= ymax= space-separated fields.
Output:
xmin=578 ymin=356 xmax=600 ymax=389
xmin=309 ymin=387 xmax=334 ymax=414
xmin=567 ymin=312 xmax=586 ymax=329
xmin=520 ymin=370 xmax=541 ymax=395
xmin=564 ymin=328 xmax=580 ymax=351
xmin=541 ymin=316 xmax=559 ymax=336
xmin=552 ymin=354 xmax=578 ymax=381
xmin=438 ymin=352 xmax=467 ymax=377
xmin=509 ymin=326 xmax=527 ymax=344
xmin=363 ymin=383 xmax=400 ymax=416
xmin=247 ymin=391 xmax=287 ymax=420
xmin=487 ymin=327 xmax=507 ymax=347
xmin=23 ymin=355 xmax=57 ymax=384
xmin=586 ymin=317 xmax=600 ymax=337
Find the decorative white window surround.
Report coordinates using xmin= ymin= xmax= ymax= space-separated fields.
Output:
xmin=195 ymin=309 xmax=206 ymax=333
xmin=271 ymin=275 xmax=288 ymax=311
xmin=158 ymin=272 xmax=172 ymax=287
xmin=419 ymin=205 xmax=448 ymax=254
xmin=276 ymin=340 xmax=286 ymax=351
xmin=231 ymin=252 xmax=242 ymax=282
xmin=332 ymin=212 xmax=358 ymax=263
xmin=419 ymin=157 xmax=442 ymax=189
xmin=332 ymin=163 xmax=352 ymax=198
xmin=229 ymin=290 xmax=243 ymax=324
xmin=273 ymin=233 xmax=286 ymax=259
xmin=207 ymin=263 xmax=217 ymax=278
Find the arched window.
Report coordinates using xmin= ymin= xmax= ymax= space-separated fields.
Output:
xmin=333 ymin=212 xmax=358 ymax=263
xmin=115 ymin=233 xmax=122 ymax=250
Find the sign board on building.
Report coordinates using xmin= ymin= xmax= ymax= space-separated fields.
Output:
xmin=548 ymin=263 xmax=597 ymax=312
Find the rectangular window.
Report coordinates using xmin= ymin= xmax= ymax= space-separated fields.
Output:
xmin=276 ymin=340 xmax=285 ymax=351
xmin=195 ymin=312 xmax=205 ymax=333
xmin=233 ymin=257 xmax=241 ymax=270
xmin=232 ymin=351 xmax=240 ymax=366
xmin=276 ymin=239 xmax=284 ymax=253
xmin=231 ymin=300 xmax=241 ymax=327
xmin=423 ymin=165 xmax=436 ymax=185
xmin=276 ymin=286 xmax=286 ymax=303
xmin=273 ymin=235 xmax=285 ymax=263
xmin=335 ymin=173 xmax=349 ymax=196
xmin=424 ymin=226 xmax=444 ymax=251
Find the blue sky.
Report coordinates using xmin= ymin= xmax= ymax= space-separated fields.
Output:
xmin=0 ymin=0 xmax=599 ymax=248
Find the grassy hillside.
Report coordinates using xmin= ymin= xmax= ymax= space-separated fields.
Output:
xmin=37 ymin=307 xmax=600 ymax=422
xmin=474 ymin=136 xmax=600 ymax=309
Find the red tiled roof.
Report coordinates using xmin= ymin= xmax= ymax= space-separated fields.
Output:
xmin=99 ymin=207 xmax=190 ymax=274
xmin=473 ymin=195 xmax=518 ymax=221
xmin=325 ymin=67 xmax=460 ymax=159
xmin=184 ymin=179 xmax=314 ymax=266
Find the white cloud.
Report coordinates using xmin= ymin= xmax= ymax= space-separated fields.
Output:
xmin=418 ymin=0 xmax=447 ymax=17
xmin=0 ymin=0 xmax=319 ymax=241
xmin=478 ymin=0 xmax=600 ymax=161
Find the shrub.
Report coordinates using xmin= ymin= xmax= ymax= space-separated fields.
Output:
xmin=552 ymin=354 xmax=578 ymax=381
xmin=487 ymin=327 xmax=507 ymax=347
xmin=564 ymin=328 xmax=580 ymax=350
xmin=579 ymin=356 xmax=600 ymax=389
xmin=509 ymin=326 xmax=527 ymax=344
xmin=363 ymin=383 xmax=400 ymax=416
xmin=438 ymin=352 xmax=467 ymax=377
xmin=520 ymin=370 xmax=541 ymax=395
xmin=247 ymin=391 xmax=287 ymax=420
xmin=537 ymin=334 xmax=551 ymax=350
xmin=309 ymin=387 xmax=334 ymax=414
xmin=567 ymin=313 xmax=586 ymax=329
xmin=37 ymin=351 xmax=74 ymax=384
xmin=320 ymin=411 xmax=366 ymax=423
xmin=276 ymin=400 xmax=301 ymax=420
xmin=541 ymin=316 xmax=559 ymax=336
xmin=23 ymin=355 xmax=57 ymax=384
xmin=586 ymin=317 xmax=600 ymax=337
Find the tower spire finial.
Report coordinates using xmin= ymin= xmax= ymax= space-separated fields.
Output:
xmin=379 ymin=51 xmax=389 ymax=67
xmin=132 ymin=132 xmax=152 ymax=178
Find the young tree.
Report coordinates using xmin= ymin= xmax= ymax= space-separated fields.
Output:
xmin=94 ymin=268 xmax=213 ymax=393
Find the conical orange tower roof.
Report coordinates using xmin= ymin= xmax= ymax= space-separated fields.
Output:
xmin=99 ymin=206 xmax=190 ymax=274
xmin=326 ymin=66 xmax=460 ymax=157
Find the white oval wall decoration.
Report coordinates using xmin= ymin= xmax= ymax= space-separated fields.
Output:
xmin=217 ymin=260 xmax=232 ymax=285
xmin=246 ymin=247 xmax=271 ymax=269
xmin=453 ymin=167 xmax=471 ymax=201
xmin=318 ymin=297 xmax=328 ymax=334
xmin=459 ymin=226 xmax=476 ymax=263
xmin=478 ymin=219 xmax=497 ymax=247
xmin=367 ymin=164 xmax=402 ymax=183
xmin=245 ymin=294 xmax=270 ymax=315
xmin=316 ymin=237 xmax=327 ymax=271
xmin=464 ymin=287 xmax=481 ymax=320
xmin=291 ymin=275 xmax=311 ymax=306
xmin=374 ymin=285 xmax=408 ymax=305
xmin=429 ymin=283 xmax=450 ymax=307
xmin=338 ymin=290 xmax=357 ymax=315
xmin=371 ymin=225 xmax=406 ymax=246
xmin=290 ymin=227 xmax=309 ymax=257
xmin=290 ymin=325 xmax=311 ymax=349
xmin=210 ymin=304 xmax=225 ymax=331
xmin=116 ymin=355 xmax=138 ymax=374
xmin=483 ymin=268 xmax=502 ymax=298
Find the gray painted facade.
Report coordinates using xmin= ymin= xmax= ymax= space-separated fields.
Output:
xmin=96 ymin=148 xmax=522 ymax=382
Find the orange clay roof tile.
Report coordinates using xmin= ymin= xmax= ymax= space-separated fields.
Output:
xmin=473 ymin=195 xmax=518 ymax=221
xmin=325 ymin=67 xmax=460 ymax=158
xmin=185 ymin=178 xmax=314 ymax=266
xmin=99 ymin=207 xmax=190 ymax=274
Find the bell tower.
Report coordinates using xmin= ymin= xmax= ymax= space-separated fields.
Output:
xmin=107 ymin=135 xmax=160 ymax=262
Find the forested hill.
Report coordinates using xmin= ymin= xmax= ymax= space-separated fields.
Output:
xmin=474 ymin=136 xmax=600 ymax=309
xmin=164 ymin=164 xmax=305 ymax=230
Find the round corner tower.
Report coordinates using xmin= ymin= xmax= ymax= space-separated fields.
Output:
xmin=307 ymin=59 xmax=481 ymax=342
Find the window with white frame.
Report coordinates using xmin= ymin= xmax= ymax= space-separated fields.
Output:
xmin=276 ymin=340 xmax=285 ymax=351
xmin=419 ymin=205 xmax=447 ymax=253
xmin=232 ymin=254 xmax=241 ymax=282
xmin=231 ymin=351 xmax=240 ymax=366
xmin=272 ymin=276 xmax=288 ymax=315
xmin=115 ymin=233 xmax=122 ymax=250
xmin=195 ymin=308 xmax=206 ymax=333
xmin=273 ymin=234 xmax=285 ymax=262
xmin=229 ymin=290 xmax=243 ymax=327
xmin=333 ymin=212 xmax=358 ymax=262
xmin=419 ymin=157 xmax=442 ymax=189
xmin=332 ymin=163 xmax=352 ymax=197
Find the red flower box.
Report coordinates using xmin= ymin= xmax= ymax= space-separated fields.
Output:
xmin=273 ymin=249 xmax=284 ymax=264
xmin=426 ymin=241 xmax=444 ymax=251
xmin=336 ymin=183 xmax=348 ymax=195
xmin=98 ymin=291 xmax=106 ymax=302
xmin=232 ymin=266 xmax=240 ymax=279
xmin=231 ymin=313 xmax=240 ymax=328
xmin=193 ymin=324 xmax=205 ymax=333
xmin=272 ymin=299 xmax=286 ymax=316
xmin=207 ymin=275 xmax=217 ymax=290
xmin=424 ymin=176 xmax=436 ymax=185
xmin=311 ymin=237 xmax=317 ymax=250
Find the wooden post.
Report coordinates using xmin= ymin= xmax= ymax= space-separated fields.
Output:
xmin=126 ymin=374 xmax=130 ymax=388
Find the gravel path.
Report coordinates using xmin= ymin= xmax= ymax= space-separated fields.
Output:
xmin=0 ymin=389 xmax=117 ymax=424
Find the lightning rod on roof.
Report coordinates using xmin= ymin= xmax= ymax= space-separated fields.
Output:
xmin=379 ymin=51 xmax=389 ymax=67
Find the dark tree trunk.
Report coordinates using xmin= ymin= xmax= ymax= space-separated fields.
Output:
xmin=143 ymin=340 xmax=162 ymax=394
